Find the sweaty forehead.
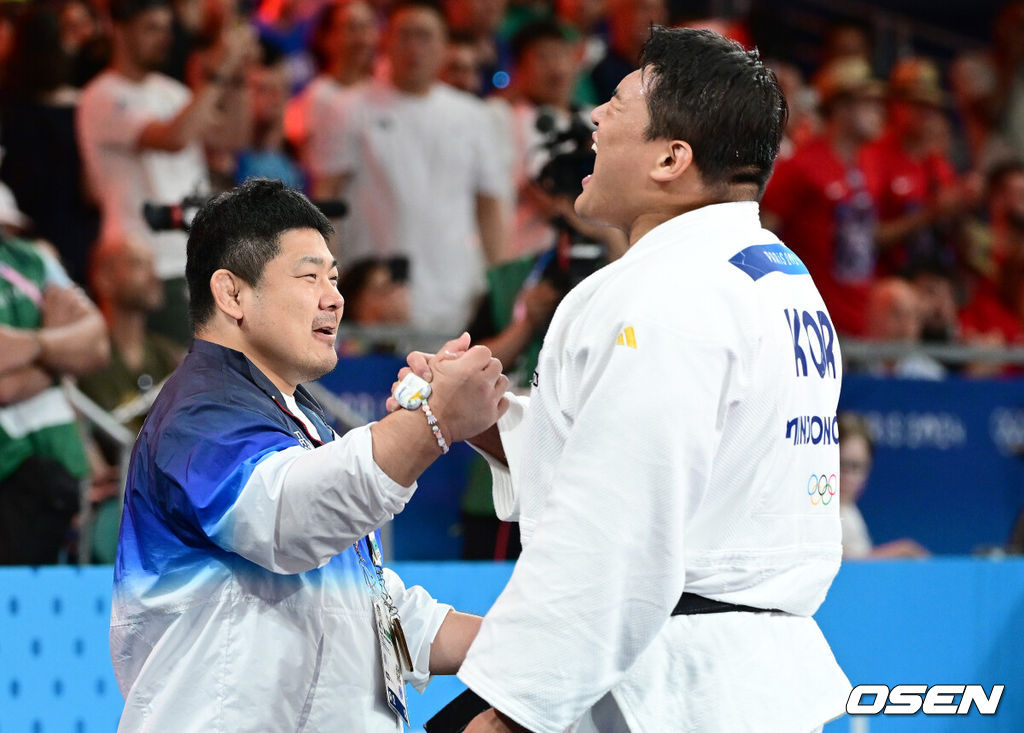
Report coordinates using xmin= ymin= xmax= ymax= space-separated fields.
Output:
xmin=615 ymin=69 xmax=649 ymax=101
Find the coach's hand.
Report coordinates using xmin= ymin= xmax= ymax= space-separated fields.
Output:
xmin=385 ymin=332 xmax=470 ymax=413
xmin=425 ymin=345 xmax=509 ymax=443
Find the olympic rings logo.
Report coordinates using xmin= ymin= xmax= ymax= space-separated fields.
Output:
xmin=807 ymin=473 xmax=837 ymax=506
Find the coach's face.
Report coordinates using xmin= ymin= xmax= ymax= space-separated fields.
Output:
xmin=576 ymin=69 xmax=665 ymax=232
xmin=240 ymin=228 xmax=344 ymax=394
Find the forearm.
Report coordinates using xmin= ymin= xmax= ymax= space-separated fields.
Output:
xmin=137 ymin=86 xmax=222 ymax=152
xmin=476 ymin=194 xmax=507 ymax=264
xmin=370 ymin=408 xmax=448 ymax=487
xmin=205 ymin=84 xmax=251 ymax=151
xmin=467 ymin=424 xmax=506 ymax=466
xmin=876 ymin=210 xmax=932 ymax=249
xmin=429 ymin=610 xmax=482 ymax=674
xmin=215 ymin=427 xmax=425 ymax=573
xmin=38 ymin=310 xmax=110 ymax=376
xmin=0 ymin=327 xmax=42 ymax=374
xmin=0 ymin=364 xmax=52 ymax=405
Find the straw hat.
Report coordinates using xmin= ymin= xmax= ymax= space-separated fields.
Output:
xmin=888 ymin=57 xmax=947 ymax=108
xmin=814 ymin=57 xmax=886 ymax=107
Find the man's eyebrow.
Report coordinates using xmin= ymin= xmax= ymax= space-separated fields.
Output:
xmin=295 ymin=255 xmax=338 ymax=269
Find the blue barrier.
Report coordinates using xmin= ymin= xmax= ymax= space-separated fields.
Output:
xmin=2 ymin=559 xmax=1022 ymax=731
xmin=840 ymin=375 xmax=1024 ymax=555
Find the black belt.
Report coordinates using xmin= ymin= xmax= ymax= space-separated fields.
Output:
xmin=425 ymin=594 xmax=782 ymax=732
xmin=672 ymin=592 xmax=781 ymax=615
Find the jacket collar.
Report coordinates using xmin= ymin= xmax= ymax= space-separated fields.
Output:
xmin=188 ymin=338 xmax=333 ymax=441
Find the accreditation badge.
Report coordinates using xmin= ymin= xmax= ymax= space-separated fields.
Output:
xmin=372 ymin=594 xmax=411 ymax=726
xmin=356 ymin=534 xmax=413 ymax=726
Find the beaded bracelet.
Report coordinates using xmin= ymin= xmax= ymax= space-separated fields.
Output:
xmin=420 ymin=399 xmax=449 ymax=454
xmin=393 ymin=373 xmax=449 ymax=454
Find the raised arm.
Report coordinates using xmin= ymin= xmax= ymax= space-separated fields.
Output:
xmin=171 ymin=346 xmax=509 ymax=574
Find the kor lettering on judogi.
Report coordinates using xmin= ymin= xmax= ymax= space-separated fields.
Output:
xmin=785 ymin=308 xmax=837 ymax=379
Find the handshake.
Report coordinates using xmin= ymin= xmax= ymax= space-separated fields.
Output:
xmin=387 ymin=332 xmax=511 ymax=448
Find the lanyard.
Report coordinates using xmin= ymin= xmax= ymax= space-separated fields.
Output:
xmin=354 ymin=532 xmax=414 ymax=673
xmin=354 ymin=533 xmax=392 ymax=603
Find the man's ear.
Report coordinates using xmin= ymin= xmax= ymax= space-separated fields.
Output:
xmin=650 ymin=140 xmax=693 ymax=183
xmin=209 ymin=269 xmax=246 ymax=321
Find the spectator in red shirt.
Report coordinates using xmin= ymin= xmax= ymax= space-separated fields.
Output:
xmin=862 ymin=57 xmax=979 ymax=276
xmin=761 ymin=57 xmax=885 ymax=336
xmin=957 ymin=160 xmax=1024 ymax=375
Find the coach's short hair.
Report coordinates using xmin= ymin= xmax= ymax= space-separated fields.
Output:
xmin=185 ymin=179 xmax=334 ymax=329
xmin=639 ymin=27 xmax=788 ymax=194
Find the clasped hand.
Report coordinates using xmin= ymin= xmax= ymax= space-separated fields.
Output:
xmin=388 ymin=333 xmax=509 ymax=444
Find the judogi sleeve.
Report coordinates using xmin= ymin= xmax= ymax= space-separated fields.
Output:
xmin=458 ymin=318 xmax=749 ymax=733
xmin=154 ymin=401 xmax=416 ymax=574
xmin=471 ymin=393 xmax=530 ymax=521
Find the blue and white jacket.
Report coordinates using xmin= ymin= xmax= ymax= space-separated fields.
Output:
xmin=112 ymin=339 xmax=449 ymax=732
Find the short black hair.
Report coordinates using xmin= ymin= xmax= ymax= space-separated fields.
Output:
xmin=511 ymin=19 xmax=570 ymax=65
xmin=638 ymin=26 xmax=788 ymax=195
xmin=186 ymin=178 xmax=334 ymax=329
xmin=109 ymin=0 xmax=169 ymax=23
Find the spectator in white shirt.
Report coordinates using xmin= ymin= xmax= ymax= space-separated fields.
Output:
xmin=76 ymin=0 xmax=251 ymax=344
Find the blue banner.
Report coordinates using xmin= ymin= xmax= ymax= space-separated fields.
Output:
xmin=840 ymin=375 xmax=1024 ymax=554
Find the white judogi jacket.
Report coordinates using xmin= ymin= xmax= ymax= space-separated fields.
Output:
xmin=459 ymin=202 xmax=851 ymax=732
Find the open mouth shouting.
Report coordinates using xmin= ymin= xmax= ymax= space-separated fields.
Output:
xmin=583 ymin=132 xmax=598 ymax=188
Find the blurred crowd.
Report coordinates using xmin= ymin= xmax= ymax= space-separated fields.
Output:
xmin=2 ymin=0 xmax=1024 ymax=563
xmin=763 ymin=9 xmax=1024 ymax=380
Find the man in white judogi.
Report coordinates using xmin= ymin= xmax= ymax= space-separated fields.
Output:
xmin=399 ymin=27 xmax=852 ymax=733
